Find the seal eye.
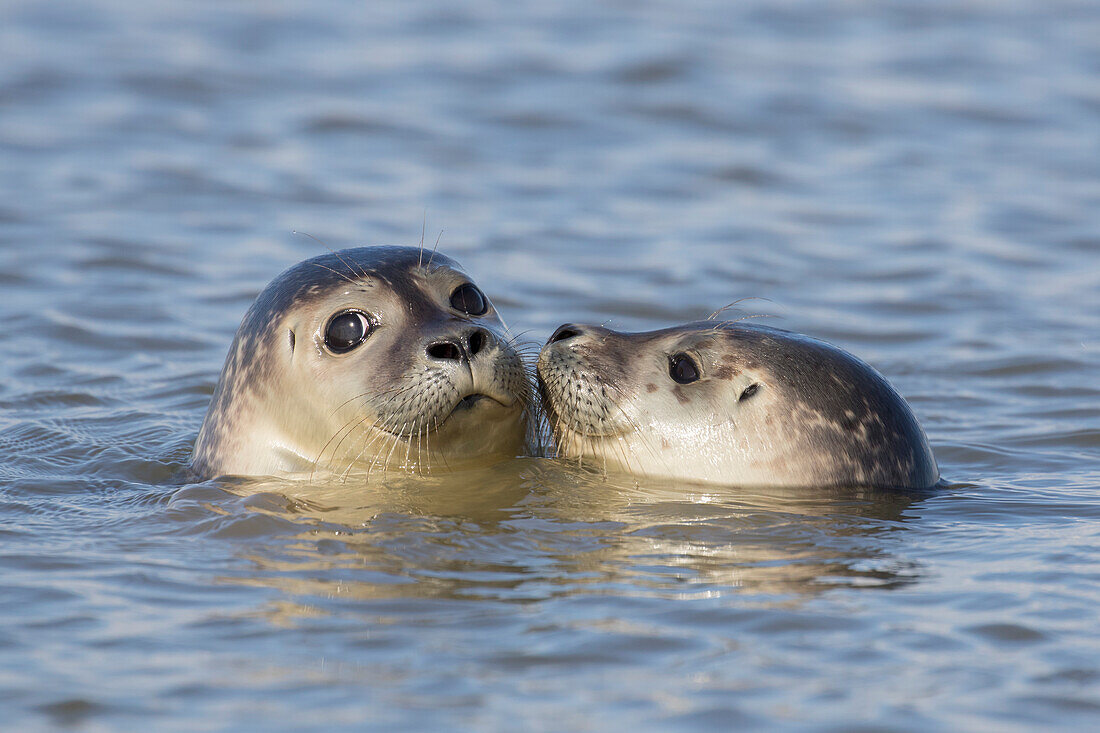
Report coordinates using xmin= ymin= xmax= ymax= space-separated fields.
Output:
xmin=324 ymin=310 xmax=371 ymax=354
xmin=739 ymin=383 xmax=760 ymax=402
xmin=669 ymin=353 xmax=700 ymax=384
xmin=450 ymin=283 xmax=488 ymax=316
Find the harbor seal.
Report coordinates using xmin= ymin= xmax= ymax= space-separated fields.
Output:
xmin=536 ymin=321 xmax=938 ymax=489
xmin=192 ymin=246 xmax=531 ymax=479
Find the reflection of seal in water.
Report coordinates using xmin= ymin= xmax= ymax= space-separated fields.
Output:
xmin=537 ymin=321 xmax=939 ymax=489
xmin=192 ymin=246 xmax=531 ymax=479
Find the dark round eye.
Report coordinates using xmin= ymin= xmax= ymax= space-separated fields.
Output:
xmin=449 ymin=283 xmax=488 ymax=316
xmin=739 ymin=383 xmax=760 ymax=402
xmin=323 ymin=310 xmax=371 ymax=354
xmin=669 ymin=353 xmax=700 ymax=384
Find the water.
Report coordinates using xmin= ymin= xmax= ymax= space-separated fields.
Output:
xmin=2 ymin=0 xmax=1099 ymax=729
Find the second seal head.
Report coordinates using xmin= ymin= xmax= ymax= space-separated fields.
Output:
xmin=537 ymin=321 xmax=938 ymax=489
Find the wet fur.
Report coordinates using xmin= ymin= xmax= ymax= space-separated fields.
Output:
xmin=193 ymin=246 xmax=534 ymax=480
xmin=537 ymin=321 xmax=938 ymax=489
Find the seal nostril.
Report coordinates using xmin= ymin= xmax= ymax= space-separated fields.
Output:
xmin=468 ymin=330 xmax=485 ymax=355
xmin=428 ymin=341 xmax=463 ymax=361
xmin=549 ymin=326 xmax=580 ymax=344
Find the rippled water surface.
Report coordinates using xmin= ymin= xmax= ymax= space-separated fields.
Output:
xmin=2 ymin=1 xmax=1099 ymax=730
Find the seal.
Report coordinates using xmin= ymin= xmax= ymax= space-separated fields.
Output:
xmin=191 ymin=246 xmax=531 ymax=479
xmin=536 ymin=321 xmax=938 ymax=489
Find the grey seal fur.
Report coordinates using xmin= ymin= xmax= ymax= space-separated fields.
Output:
xmin=537 ymin=321 xmax=938 ymax=489
xmin=192 ymin=246 xmax=531 ymax=479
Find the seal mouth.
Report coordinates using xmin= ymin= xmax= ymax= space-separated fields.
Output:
xmin=453 ymin=393 xmax=496 ymax=411
xmin=443 ymin=391 xmax=511 ymax=420
xmin=368 ymin=392 xmax=512 ymax=440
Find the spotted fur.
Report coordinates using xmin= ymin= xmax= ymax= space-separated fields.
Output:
xmin=537 ymin=321 xmax=938 ymax=489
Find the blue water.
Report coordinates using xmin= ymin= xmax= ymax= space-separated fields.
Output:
xmin=2 ymin=0 xmax=1099 ymax=730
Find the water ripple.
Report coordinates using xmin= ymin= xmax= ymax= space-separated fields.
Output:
xmin=1 ymin=0 xmax=1099 ymax=730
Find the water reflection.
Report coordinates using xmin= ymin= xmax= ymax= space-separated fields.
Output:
xmin=192 ymin=459 xmax=929 ymax=619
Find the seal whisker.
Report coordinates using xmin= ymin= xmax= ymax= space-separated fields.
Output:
xmin=411 ymin=416 xmax=422 ymax=475
xmin=319 ymin=378 xmax=415 ymax=464
xmin=327 ymin=382 xmax=408 ymax=417
xmin=503 ymin=329 xmax=538 ymax=347
xmin=537 ymin=333 xmax=672 ymax=477
xmin=706 ymin=297 xmax=774 ymax=321
xmin=311 ymin=406 xmax=386 ymax=482
xmin=421 ymin=418 xmax=431 ymax=475
xmin=431 ymin=415 xmax=452 ymax=473
xmin=403 ymin=413 xmax=418 ymax=472
xmin=425 ymin=229 xmax=444 ymax=270
xmin=293 ymin=230 xmax=373 ymax=284
xmin=322 ymin=371 xmax=434 ymax=482
xmin=312 ymin=414 xmax=367 ymax=482
xmin=521 ymin=385 xmax=547 ymax=456
xmin=732 ymin=313 xmax=782 ymax=323
xmin=417 ymin=212 xmax=427 ymax=269
xmin=330 ymin=406 xmax=400 ymax=481
xmin=381 ymin=419 xmax=411 ymax=472
xmin=316 ymin=379 xmax=418 ymax=476
xmin=308 ymin=260 xmax=365 ymax=288
xmin=342 ymin=413 xmax=402 ymax=484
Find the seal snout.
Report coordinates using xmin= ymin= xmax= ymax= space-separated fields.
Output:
xmin=425 ymin=324 xmax=522 ymax=416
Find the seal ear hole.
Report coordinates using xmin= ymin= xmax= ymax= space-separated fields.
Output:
xmin=739 ymin=383 xmax=761 ymax=402
xmin=669 ymin=353 xmax=700 ymax=384
xmin=323 ymin=310 xmax=372 ymax=354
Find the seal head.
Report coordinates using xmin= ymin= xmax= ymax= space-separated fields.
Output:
xmin=192 ymin=246 xmax=530 ymax=479
xmin=537 ymin=321 xmax=938 ymax=489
